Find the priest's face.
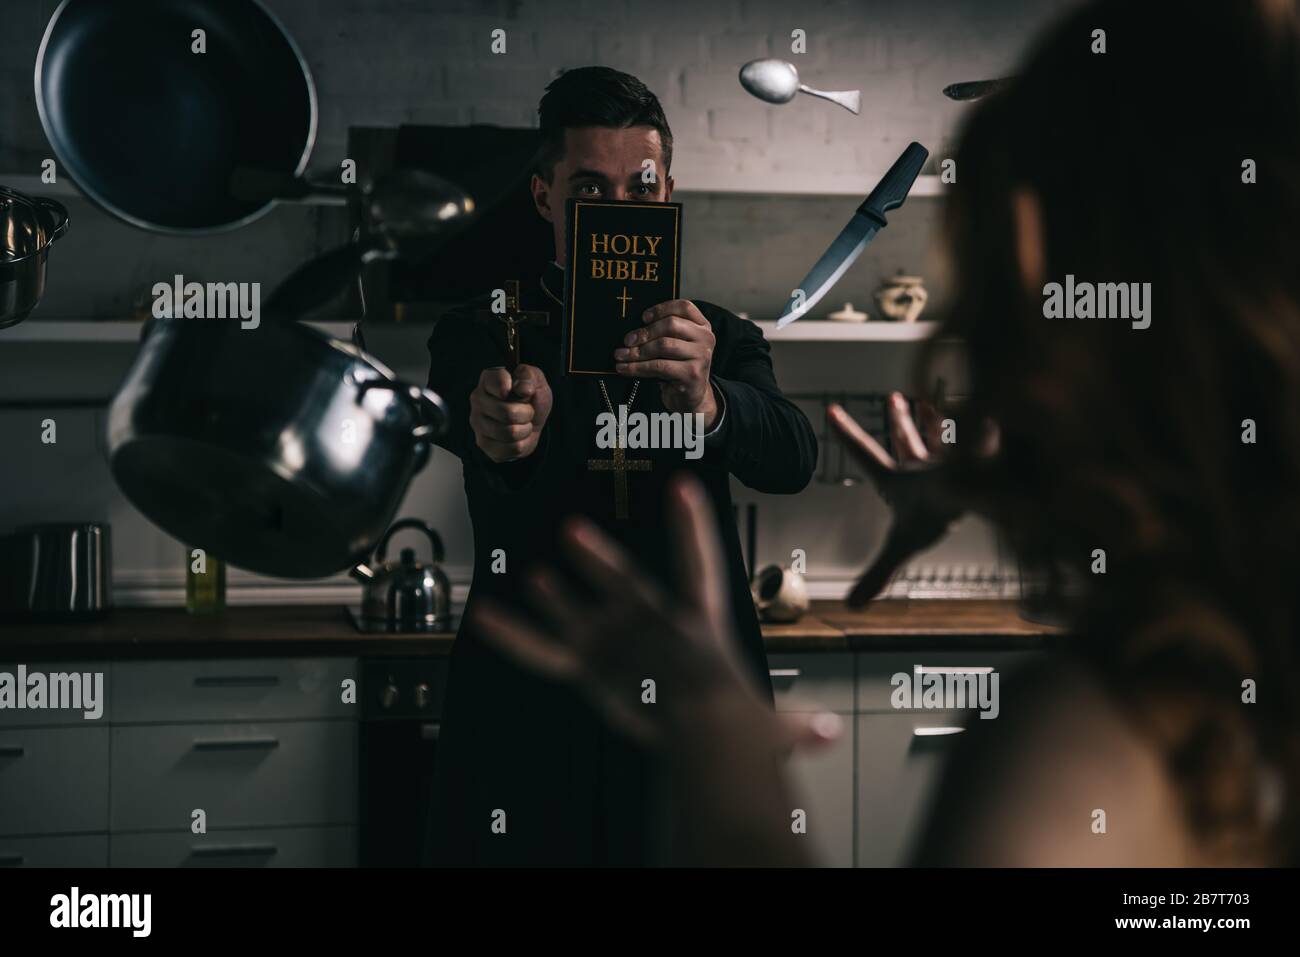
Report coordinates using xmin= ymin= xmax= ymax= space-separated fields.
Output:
xmin=531 ymin=125 xmax=674 ymax=267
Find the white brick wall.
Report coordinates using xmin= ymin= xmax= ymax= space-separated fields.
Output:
xmin=0 ymin=0 xmax=1077 ymax=591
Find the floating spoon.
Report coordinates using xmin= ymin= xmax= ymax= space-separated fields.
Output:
xmin=739 ymin=58 xmax=861 ymax=115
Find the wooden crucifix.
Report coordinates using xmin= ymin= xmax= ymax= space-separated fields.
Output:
xmin=587 ymin=445 xmax=652 ymax=520
xmin=474 ymin=280 xmax=550 ymax=371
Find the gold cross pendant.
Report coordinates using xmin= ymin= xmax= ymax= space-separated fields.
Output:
xmin=586 ymin=444 xmax=652 ymax=519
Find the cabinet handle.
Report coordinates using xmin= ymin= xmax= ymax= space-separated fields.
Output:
xmin=194 ymin=675 xmax=281 ymax=688
xmin=0 ymin=746 xmax=25 ymax=758
xmin=192 ymin=736 xmax=280 ymax=751
xmin=190 ymin=843 xmax=278 ymax=858
xmin=769 ymin=668 xmax=802 ymax=678
xmin=420 ymin=722 xmax=441 ymax=741
xmin=0 ymin=854 xmax=24 ymax=866
xmin=910 ymin=725 xmax=965 ymax=754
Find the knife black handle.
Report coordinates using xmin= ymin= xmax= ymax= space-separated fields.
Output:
xmin=942 ymin=78 xmax=1012 ymax=102
xmin=858 ymin=142 xmax=929 ymax=225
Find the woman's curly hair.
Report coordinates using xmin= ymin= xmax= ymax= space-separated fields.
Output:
xmin=926 ymin=0 xmax=1300 ymax=862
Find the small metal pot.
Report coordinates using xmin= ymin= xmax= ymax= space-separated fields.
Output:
xmin=0 ymin=522 xmax=111 ymax=620
xmin=106 ymin=319 xmax=447 ymax=579
xmin=0 ymin=185 xmax=70 ymax=329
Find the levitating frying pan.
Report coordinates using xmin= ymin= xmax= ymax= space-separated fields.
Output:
xmin=34 ymin=0 xmax=318 ymax=235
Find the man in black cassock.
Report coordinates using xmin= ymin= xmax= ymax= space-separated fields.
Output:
xmin=425 ymin=66 xmax=817 ymax=866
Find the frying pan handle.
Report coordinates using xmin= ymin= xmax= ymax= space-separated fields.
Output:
xmin=265 ymin=243 xmax=367 ymax=319
xmin=37 ymin=198 xmax=70 ymax=243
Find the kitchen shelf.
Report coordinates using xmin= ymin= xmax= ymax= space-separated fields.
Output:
xmin=674 ymin=173 xmax=946 ymax=198
xmin=4 ymin=319 xmax=950 ymax=345
xmin=0 ymin=174 xmax=346 ymax=206
xmin=0 ymin=320 xmax=357 ymax=342
xmin=754 ymin=320 xmax=942 ymax=341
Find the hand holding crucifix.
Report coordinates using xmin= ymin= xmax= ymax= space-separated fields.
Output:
xmin=474 ymin=279 xmax=550 ymax=371
xmin=468 ymin=279 xmax=554 ymax=463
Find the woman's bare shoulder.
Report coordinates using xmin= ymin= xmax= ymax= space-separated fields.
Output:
xmin=912 ymin=655 xmax=1196 ymax=866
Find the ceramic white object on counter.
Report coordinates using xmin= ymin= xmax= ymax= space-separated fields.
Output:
xmin=751 ymin=564 xmax=811 ymax=623
xmin=874 ymin=273 xmax=929 ymax=322
xmin=827 ymin=302 xmax=869 ymax=322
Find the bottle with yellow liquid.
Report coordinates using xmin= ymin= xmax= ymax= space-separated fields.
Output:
xmin=185 ymin=547 xmax=226 ymax=615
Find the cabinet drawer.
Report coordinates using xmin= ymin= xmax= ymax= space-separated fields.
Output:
xmin=784 ymin=716 xmax=854 ymax=867
xmin=856 ymin=652 xmax=1037 ymax=713
xmin=110 ymin=720 xmax=357 ymax=831
xmin=110 ymin=826 xmax=356 ymax=867
xmin=0 ymin=834 xmax=108 ymax=867
xmin=768 ymin=653 xmax=854 ymax=713
xmin=111 ymin=658 xmax=357 ymax=723
xmin=0 ymin=726 xmax=109 ymax=836
xmin=0 ymin=662 xmax=110 ymax=727
xmin=856 ymin=711 xmax=968 ymax=867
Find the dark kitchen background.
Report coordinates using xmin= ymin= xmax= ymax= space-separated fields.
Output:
xmin=0 ymin=0 xmax=1074 ymax=604
xmin=1 ymin=0 xmax=1074 ymax=869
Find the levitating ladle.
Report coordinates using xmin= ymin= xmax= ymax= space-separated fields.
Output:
xmin=739 ymin=58 xmax=861 ymax=115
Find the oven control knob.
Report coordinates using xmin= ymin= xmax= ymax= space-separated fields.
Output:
xmin=380 ymin=683 xmax=400 ymax=710
xmin=414 ymin=682 xmax=432 ymax=710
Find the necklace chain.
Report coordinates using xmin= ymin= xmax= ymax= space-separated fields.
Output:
xmin=598 ymin=378 xmax=639 ymax=419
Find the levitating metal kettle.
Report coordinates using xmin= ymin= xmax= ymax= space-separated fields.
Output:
xmin=350 ymin=518 xmax=451 ymax=633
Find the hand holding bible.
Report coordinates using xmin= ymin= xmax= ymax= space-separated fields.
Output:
xmin=614 ymin=299 xmax=719 ymax=424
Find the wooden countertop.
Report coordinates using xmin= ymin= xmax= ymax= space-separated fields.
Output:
xmin=0 ymin=599 xmax=1061 ymax=660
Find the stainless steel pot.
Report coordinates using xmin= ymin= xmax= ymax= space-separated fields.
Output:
xmin=106 ymin=319 xmax=447 ymax=579
xmin=0 ymin=185 xmax=70 ymax=328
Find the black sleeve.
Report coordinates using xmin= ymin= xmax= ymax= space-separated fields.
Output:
xmin=426 ymin=308 xmax=549 ymax=493
xmin=426 ymin=307 xmax=479 ymax=461
xmin=698 ymin=302 xmax=818 ymax=494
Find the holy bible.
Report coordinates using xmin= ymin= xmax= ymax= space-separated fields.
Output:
xmin=563 ymin=198 xmax=683 ymax=376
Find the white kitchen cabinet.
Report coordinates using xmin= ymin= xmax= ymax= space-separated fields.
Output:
xmin=769 ymin=653 xmax=856 ymax=866
xmin=785 ymin=715 xmax=855 ymax=867
xmin=1 ymin=656 xmax=360 ymax=866
xmin=769 ymin=652 xmax=855 ymax=713
xmin=110 ymin=719 xmax=357 ymax=832
xmin=0 ymin=834 xmax=108 ymax=867
xmin=856 ymin=710 xmax=967 ymax=867
xmin=110 ymin=826 xmax=356 ymax=867
xmin=0 ymin=726 xmax=109 ymax=836
xmin=111 ymin=658 xmax=356 ymax=723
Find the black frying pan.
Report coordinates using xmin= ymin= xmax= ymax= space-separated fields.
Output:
xmin=35 ymin=0 xmax=317 ymax=234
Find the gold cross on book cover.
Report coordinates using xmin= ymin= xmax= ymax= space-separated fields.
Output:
xmin=562 ymin=199 xmax=682 ymax=377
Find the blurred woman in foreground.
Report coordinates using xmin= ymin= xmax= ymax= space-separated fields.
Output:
xmin=474 ymin=0 xmax=1300 ymax=866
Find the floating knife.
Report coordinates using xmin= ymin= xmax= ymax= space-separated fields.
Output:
xmin=776 ymin=141 xmax=928 ymax=328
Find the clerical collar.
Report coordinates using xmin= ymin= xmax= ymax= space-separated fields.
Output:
xmin=540 ymin=261 xmax=564 ymax=306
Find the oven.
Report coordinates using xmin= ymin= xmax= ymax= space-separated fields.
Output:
xmin=358 ymin=657 xmax=448 ymax=867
